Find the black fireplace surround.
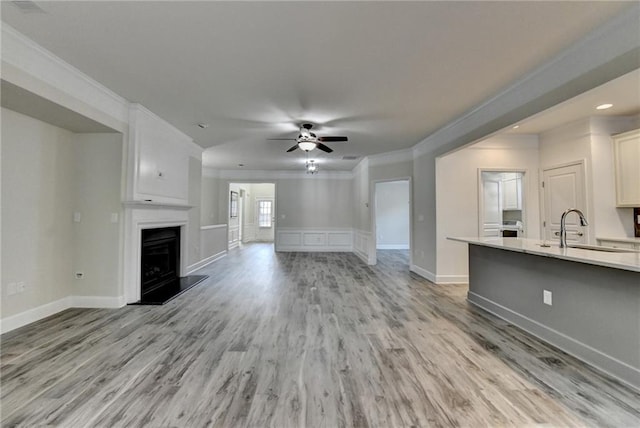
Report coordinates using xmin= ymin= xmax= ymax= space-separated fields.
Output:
xmin=135 ymin=226 xmax=207 ymax=305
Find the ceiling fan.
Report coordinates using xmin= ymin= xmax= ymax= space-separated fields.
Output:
xmin=268 ymin=123 xmax=348 ymax=153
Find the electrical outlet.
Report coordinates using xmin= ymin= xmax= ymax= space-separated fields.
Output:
xmin=7 ymin=282 xmax=17 ymax=295
xmin=16 ymin=282 xmax=25 ymax=293
xmin=73 ymin=212 xmax=82 ymax=223
xmin=543 ymin=290 xmax=553 ymax=306
xmin=75 ymin=272 xmax=84 ymax=279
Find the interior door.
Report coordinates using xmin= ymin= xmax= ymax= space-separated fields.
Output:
xmin=482 ymin=175 xmax=502 ymax=237
xmin=542 ymin=163 xmax=588 ymax=244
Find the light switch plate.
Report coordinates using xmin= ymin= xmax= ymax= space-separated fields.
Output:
xmin=543 ymin=290 xmax=552 ymax=306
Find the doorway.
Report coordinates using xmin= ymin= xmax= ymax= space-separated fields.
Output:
xmin=228 ymin=182 xmax=276 ymax=247
xmin=541 ymin=161 xmax=588 ymax=244
xmin=372 ymin=179 xmax=412 ymax=266
xmin=478 ymin=170 xmax=526 ymax=238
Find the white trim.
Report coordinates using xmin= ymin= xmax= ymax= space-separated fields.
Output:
xmin=367 ymin=148 xmax=414 ymax=167
xmin=72 ymin=295 xmax=126 ymax=309
xmin=468 ymin=291 xmax=640 ymax=391
xmin=1 ymin=24 xmax=129 ymax=119
xmin=413 ymin=4 xmax=640 ymax=158
xmin=410 ymin=264 xmax=437 ymax=283
xmin=122 ymin=207 xmax=189 ymax=304
xmin=219 ymin=169 xmax=353 ymax=180
xmin=186 ymin=250 xmax=227 ymax=274
xmin=0 ymin=295 xmax=127 ymax=334
xmin=376 ymin=244 xmax=410 ymax=250
xmin=0 ymin=297 xmax=73 ymax=334
xmin=201 ymin=224 xmax=227 ymax=231
xmin=435 ymin=274 xmax=469 ymax=285
xmin=276 ymin=228 xmax=353 ymax=252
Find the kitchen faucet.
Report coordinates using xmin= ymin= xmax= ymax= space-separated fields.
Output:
xmin=559 ymin=208 xmax=588 ymax=248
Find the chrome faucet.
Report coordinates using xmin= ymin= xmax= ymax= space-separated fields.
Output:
xmin=559 ymin=208 xmax=588 ymax=248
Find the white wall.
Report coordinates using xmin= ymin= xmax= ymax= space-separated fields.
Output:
xmin=188 ymin=156 xmax=203 ymax=266
xmin=72 ymin=133 xmax=123 ymax=298
xmin=539 ymin=116 xmax=639 ymax=242
xmin=375 ymin=181 xmax=410 ymax=249
xmin=590 ymin=116 xmax=640 ymax=238
xmin=201 ymin=171 xmax=220 ymax=226
xmin=2 ymin=108 xmax=76 ymax=318
xmin=2 ymin=109 xmax=123 ymax=321
xmin=436 ymin=135 xmax=540 ymax=282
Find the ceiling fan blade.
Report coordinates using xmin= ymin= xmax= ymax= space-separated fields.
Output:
xmin=316 ymin=143 xmax=333 ymax=153
xmin=318 ymin=136 xmax=348 ymax=142
xmin=267 ymin=138 xmax=296 ymax=141
xmin=286 ymin=144 xmax=299 ymax=152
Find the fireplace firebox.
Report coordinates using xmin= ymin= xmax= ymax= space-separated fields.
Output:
xmin=136 ymin=226 xmax=208 ymax=305
xmin=141 ymin=227 xmax=180 ymax=297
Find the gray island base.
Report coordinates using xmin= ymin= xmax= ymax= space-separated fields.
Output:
xmin=456 ymin=239 xmax=639 ymax=391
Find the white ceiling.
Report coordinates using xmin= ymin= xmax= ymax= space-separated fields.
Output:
xmin=1 ymin=1 xmax=634 ymax=170
xmin=505 ymin=68 xmax=640 ymax=136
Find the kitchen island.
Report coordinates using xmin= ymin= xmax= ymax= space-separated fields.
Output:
xmin=450 ymin=237 xmax=640 ymax=390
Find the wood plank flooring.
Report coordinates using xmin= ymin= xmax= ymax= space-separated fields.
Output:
xmin=2 ymin=244 xmax=639 ymax=427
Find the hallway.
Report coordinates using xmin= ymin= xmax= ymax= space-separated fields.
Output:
xmin=2 ymin=244 xmax=639 ymax=427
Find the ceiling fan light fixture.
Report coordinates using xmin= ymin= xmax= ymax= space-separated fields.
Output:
xmin=298 ymin=141 xmax=317 ymax=151
xmin=306 ymin=160 xmax=318 ymax=174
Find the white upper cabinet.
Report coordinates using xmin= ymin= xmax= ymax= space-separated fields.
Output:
xmin=502 ymin=174 xmax=522 ymax=210
xmin=126 ymin=104 xmax=198 ymax=205
xmin=612 ymin=129 xmax=640 ymax=207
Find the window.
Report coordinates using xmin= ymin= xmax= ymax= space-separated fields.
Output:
xmin=258 ymin=200 xmax=273 ymax=228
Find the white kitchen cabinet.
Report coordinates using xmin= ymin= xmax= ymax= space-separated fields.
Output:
xmin=612 ymin=129 xmax=640 ymax=207
xmin=501 ymin=175 xmax=522 ymax=210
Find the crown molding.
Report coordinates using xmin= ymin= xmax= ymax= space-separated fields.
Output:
xmin=412 ymin=4 xmax=640 ymax=159
xmin=367 ymin=148 xmax=414 ymax=167
xmin=218 ymin=169 xmax=353 ymax=180
xmin=1 ymin=23 xmax=129 ymax=126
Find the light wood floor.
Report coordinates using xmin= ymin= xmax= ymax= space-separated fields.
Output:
xmin=2 ymin=244 xmax=639 ymax=427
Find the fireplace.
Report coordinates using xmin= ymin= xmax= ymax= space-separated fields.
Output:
xmin=141 ymin=227 xmax=180 ymax=298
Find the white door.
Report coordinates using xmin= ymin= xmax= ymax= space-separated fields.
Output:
xmin=481 ymin=175 xmax=502 ymax=237
xmin=255 ymin=198 xmax=275 ymax=242
xmin=542 ymin=163 xmax=588 ymax=244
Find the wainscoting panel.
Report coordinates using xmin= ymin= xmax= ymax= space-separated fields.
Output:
xmin=228 ymin=225 xmax=240 ymax=249
xmin=354 ymin=229 xmax=374 ymax=264
xmin=277 ymin=229 xmax=353 ymax=252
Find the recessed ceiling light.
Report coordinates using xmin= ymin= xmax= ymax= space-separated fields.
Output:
xmin=197 ymin=123 xmax=210 ymax=129
xmin=238 ymin=164 xmax=244 ymax=167
xmin=596 ymin=103 xmax=613 ymax=110
xmin=512 ymin=125 xmax=520 ymax=129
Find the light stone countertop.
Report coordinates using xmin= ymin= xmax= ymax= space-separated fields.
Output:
xmin=448 ymin=237 xmax=640 ymax=273
xmin=597 ymin=236 xmax=640 ymax=244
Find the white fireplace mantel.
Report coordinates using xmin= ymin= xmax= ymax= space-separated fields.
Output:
xmin=122 ymin=204 xmax=190 ymax=303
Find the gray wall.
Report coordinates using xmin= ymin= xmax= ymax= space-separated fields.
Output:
xmin=468 ymin=244 xmax=640 ymax=389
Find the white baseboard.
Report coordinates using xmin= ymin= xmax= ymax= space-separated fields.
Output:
xmin=72 ymin=295 xmax=126 ymax=308
xmin=1 ymin=294 xmax=127 ymax=334
xmin=376 ymin=244 xmax=410 ymax=250
xmin=467 ymin=291 xmax=640 ymax=391
xmin=410 ymin=264 xmax=437 ymax=283
xmin=228 ymin=241 xmax=239 ymax=250
xmin=435 ymin=274 xmax=469 ymax=284
xmin=187 ymin=250 xmax=227 ymax=274
xmin=0 ymin=296 xmax=73 ymax=334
